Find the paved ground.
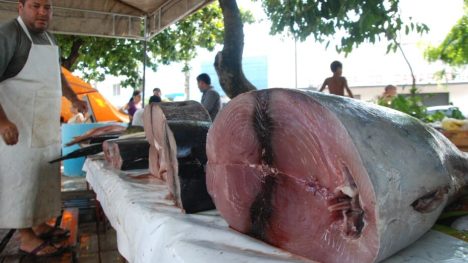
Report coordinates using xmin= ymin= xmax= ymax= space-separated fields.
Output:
xmin=0 ymin=176 xmax=125 ymax=263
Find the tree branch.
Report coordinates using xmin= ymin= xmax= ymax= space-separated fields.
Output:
xmin=396 ymin=41 xmax=416 ymax=89
xmin=61 ymin=37 xmax=85 ymax=70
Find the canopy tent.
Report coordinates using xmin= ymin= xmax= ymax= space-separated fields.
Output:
xmin=61 ymin=67 xmax=129 ymax=123
xmin=0 ymin=0 xmax=213 ymax=110
xmin=0 ymin=0 xmax=212 ymax=39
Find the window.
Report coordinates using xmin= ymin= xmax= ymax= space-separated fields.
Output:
xmin=113 ymin=84 xmax=120 ymax=96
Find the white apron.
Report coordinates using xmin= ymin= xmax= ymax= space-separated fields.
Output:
xmin=0 ymin=17 xmax=62 ymax=228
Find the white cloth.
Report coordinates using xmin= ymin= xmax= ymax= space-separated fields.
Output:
xmin=0 ymin=17 xmax=62 ymax=228
xmin=68 ymin=112 xmax=85 ymax=123
xmin=84 ymin=158 xmax=468 ymax=263
xmin=131 ymin=108 xmax=144 ymax=127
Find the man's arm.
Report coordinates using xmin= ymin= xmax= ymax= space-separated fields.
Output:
xmin=319 ymin=79 xmax=328 ymax=92
xmin=61 ymin=73 xmax=88 ymax=112
xmin=343 ymin=78 xmax=354 ymax=98
xmin=202 ymin=90 xmax=220 ymax=113
xmin=0 ymin=21 xmax=18 ymax=79
xmin=0 ymin=103 xmax=18 ymax=145
xmin=0 ymin=22 xmax=20 ymax=145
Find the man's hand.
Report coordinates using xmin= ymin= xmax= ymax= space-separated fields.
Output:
xmin=0 ymin=119 xmax=19 ymax=145
xmin=72 ymin=99 xmax=88 ymax=113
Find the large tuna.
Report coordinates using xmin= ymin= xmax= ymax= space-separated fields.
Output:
xmin=206 ymin=88 xmax=468 ymax=263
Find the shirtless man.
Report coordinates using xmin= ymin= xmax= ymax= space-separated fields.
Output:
xmin=319 ymin=61 xmax=354 ymax=98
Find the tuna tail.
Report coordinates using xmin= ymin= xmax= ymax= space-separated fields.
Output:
xmin=49 ymin=144 xmax=103 ymax=163
xmin=446 ymin=150 xmax=468 ymax=201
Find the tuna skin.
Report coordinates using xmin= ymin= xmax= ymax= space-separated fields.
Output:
xmin=102 ymin=137 xmax=150 ymax=170
xmin=206 ymin=88 xmax=468 ymax=263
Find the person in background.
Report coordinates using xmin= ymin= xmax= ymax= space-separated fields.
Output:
xmin=319 ymin=61 xmax=354 ymax=98
xmin=379 ymin=85 xmax=398 ymax=105
xmin=67 ymin=104 xmax=88 ymax=124
xmin=123 ymin=90 xmax=141 ymax=121
xmin=0 ymin=0 xmax=87 ymax=257
xmin=197 ymin=73 xmax=220 ymax=120
xmin=149 ymin=88 xmax=162 ymax=103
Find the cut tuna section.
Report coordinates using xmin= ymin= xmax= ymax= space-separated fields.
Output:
xmin=102 ymin=136 xmax=149 ymax=171
xmin=206 ymin=88 xmax=468 ymax=263
xmin=144 ymin=101 xmax=215 ymax=213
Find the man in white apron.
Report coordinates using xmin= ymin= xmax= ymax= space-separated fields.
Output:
xmin=0 ymin=0 xmax=87 ymax=256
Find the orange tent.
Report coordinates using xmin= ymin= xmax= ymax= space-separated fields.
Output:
xmin=61 ymin=67 xmax=129 ymax=123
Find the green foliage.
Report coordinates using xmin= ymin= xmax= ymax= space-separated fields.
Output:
xmin=258 ymin=0 xmax=428 ymax=54
xmin=450 ymin=108 xmax=466 ymax=120
xmin=378 ymin=87 xmax=465 ymax=122
xmin=422 ymin=108 xmax=465 ymax=122
xmin=57 ymin=36 xmax=147 ymax=88
xmin=378 ymin=87 xmax=428 ymax=121
xmin=56 ymin=3 xmax=254 ymax=88
xmin=425 ymin=1 xmax=468 ymax=66
xmin=425 ymin=111 xmax=447 ymax=122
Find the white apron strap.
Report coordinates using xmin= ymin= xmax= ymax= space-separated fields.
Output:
xmin=44 ymin=32 xmax=55 ymax=46
xmin=16 ymin=16 xmax=54 ymax=45
xmin=16 ymin=16 xmax=33 ymax=42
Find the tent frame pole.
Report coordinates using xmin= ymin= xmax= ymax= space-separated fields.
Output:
xmin=142 ymin=17 xmax=148 ymax=108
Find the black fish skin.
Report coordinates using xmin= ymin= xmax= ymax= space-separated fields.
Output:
xmin=168 ymin=121 xmax=215 ymax=213
xmin=153 ymin=101 xmax=215 ymax=214
xmin=87 ymin=134 xmax=121 ymax=144
xmin=110 ymin=138 xmax=149 ymax=160
xmin=178 ymin=160 xmax=215 ymax=213
xmin=121 ymin=158 xmax=149 ymax=170
xmin=106 ymin=138 xmax=150 ymax=170
xmin=49 ymin=143 xmax=103 ymax=163
xmin=249 ymin=90 xmax=277 ymax=240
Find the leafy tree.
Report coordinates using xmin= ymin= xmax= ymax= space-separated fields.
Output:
xmin=258 ymin=0 xmax=428 ymax=54
xmin=216 ymin=0 xmax=428 ymax=99
xmin=377 ymin=89 xmax=465 ymax=122
xmin=57 ymin=3 xmax=252 ymax=88
xmin=215 ymin=0 xmax=257 ymax=98
xmin=377 ymin=88 xmax=427 ymax=120
xmin=425 ymin=0 xmax=468 ymax=66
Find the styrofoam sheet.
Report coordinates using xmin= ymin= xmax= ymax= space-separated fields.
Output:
xmin=84 ymin=158 xmax=468 ymax=263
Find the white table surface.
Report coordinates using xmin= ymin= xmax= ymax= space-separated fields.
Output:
xmin=83 ymin=158 xmax=468 ymax=263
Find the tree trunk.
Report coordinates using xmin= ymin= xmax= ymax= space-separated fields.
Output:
xmin=184 ymin=62 xmax=191 ymax=100
xmin=61 ymin=37 xmax=84 ymax=70
xmin=215 ymin=0 xmax=256 ymax=99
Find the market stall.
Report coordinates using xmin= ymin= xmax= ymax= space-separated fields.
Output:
xmin=83 ymin=158 xmax=468 ymax=263
xmin=1 ymin=1 xmax=466 ymax=262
